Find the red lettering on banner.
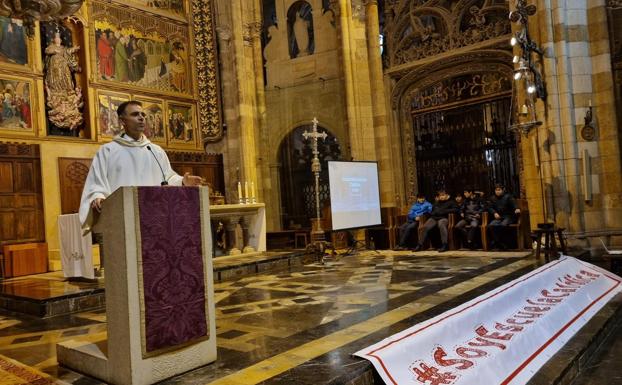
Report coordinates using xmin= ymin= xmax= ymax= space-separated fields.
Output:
xmin=433 ymin=347 xmax=473 ymax=370
xmin=527 ymin=298 xmax=561 ymax=305
xmin=537 ymin=296 xmax=564 ymax=303
xmin=523 ymin=306 xmax=551 ymax=312
xmin=563 ymin=274 xmax=589 ymax=285
xmin=475 ymin=325 xmax=514 ymax=341
xmin=556 ymin=280 xmax=581 ymax=289
xmin=541 ymin=290 xmax=569 ymax=298
xmin=575 ymin=274 xmax=595 ymax=283
xmin=467 ymin=337 xmax=506 ymax=350
xmin=495 ymin=322 xmax=524 ymax=332
xmin=456 ymin=346 xmax=488 ymax=358
xmin=515 ymin=311 xmax=543 ymax=319
xmin=402 ymin=267 xmax=604 ymax=385
xmin=506 ymin=318 xmax=534 ymax=325
xmin=553 ymin=288 xmax=578 ymax=293
xmin=579 ymin=270 xmax=600 ymax=278
xmin=412 ymin=362 xmax=458 ymax=385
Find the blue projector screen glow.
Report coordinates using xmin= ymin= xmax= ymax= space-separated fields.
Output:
xmin=328 ymin=161 xmax=381 ymax=231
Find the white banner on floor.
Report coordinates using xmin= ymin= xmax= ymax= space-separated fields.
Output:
xmin=354 ymin=256 xmax=622 ymax=385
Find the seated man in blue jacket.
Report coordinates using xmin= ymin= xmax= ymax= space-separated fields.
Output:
xmin=414 ymin=189 xmax=459 ymax=252
xmin=395 ymin=193 xmax=432 ymax=250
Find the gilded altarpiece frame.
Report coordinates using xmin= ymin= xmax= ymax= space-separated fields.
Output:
xmin=0 ymin=16 xmax=45 ymax=139
xmin=88 ymin=0 xmax=222 ymax=145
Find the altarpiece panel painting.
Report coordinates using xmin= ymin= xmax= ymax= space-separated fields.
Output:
xmin=0 ymin=77 xmax=33 ymax=132
xmin=0 ymin=17 xmax=28 ymax=66
xmin=92 ymin=1 xmax=193 ymax=96
xmin=97 ymin=90 xmax=130 ymax=138
xmin=135 ymin=97 xmax=165 ymax=142
xmin=167 ymin=102 xmax=195 ymax=147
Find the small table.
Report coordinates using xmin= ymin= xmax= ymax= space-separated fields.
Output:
xmin=531 ymin=227 xmax=566 ymax=262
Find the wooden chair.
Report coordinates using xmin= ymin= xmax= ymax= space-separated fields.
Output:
xmin=416 ymin=213 xmax=456 ymax=250
xmin=481 ymin=210 xmax=530 ymax=251
xmin=453 ymin=215 xmax=483 ymax=249
xmin=395 ymin=211 xmax=420 ymax=247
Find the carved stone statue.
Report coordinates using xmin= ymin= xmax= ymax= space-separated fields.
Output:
xmin=44 ymin=31 xmax=84 ymax=132
xmin=293 ymin=11 xmax=310 ymax=57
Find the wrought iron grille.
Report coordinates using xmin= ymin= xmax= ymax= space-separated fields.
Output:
xmin=412 ymin=97 xmax=519 ymax=199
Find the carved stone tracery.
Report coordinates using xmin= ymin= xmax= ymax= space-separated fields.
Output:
xmin=385 ymin=0 xmax=510 ymax=66
xmin=409 ymin=71 xmax=511 ymax=111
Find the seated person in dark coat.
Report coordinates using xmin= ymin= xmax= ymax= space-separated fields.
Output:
xmin=414 ymin=189 xmax=459 ymax=252
xmin=395 ymin=193 xmax=432 ymax=250
xmin=455 ymin=188 xmax=483 ymax=249
xmin=487 ymin=183 xmax=521 ymax=250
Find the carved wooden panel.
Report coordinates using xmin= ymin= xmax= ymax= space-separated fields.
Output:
xmin=0 ymin=142 xmax=44 ymax=246
xmin=2 ymin=243 xmax=48 ymax=278
xmin=166 ymin=151 xmax=225 ymax=196
xmin=0 ymin=162 xmax=13 ymax=193
xmin=58 ymin=158 xmax=92 ymax=215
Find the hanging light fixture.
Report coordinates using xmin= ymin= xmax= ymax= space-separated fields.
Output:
xmin=508 ymin=0 xmax=546 ymax=135
xmin=0 ymin=0 xmax=83 ymax=37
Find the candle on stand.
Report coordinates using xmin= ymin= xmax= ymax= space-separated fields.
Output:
xmin=589 ymin=99 xmax=592 ymax=107
xmin=244 ymin=181 xmax=249 ymax=203
xmin=520 ymin=104 xmax=528 ymax=115
xmin=237 ymin=182 xmax=243 ymax=203
xmin=251 ymin=181 xmax=256 ymax=203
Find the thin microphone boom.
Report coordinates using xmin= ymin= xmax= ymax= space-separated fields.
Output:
xmin=146 ymin=145 xmax=168 ymax=186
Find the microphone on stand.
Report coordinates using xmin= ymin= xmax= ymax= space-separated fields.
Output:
xmin=146 ymin=145 xmax=168 ymax=186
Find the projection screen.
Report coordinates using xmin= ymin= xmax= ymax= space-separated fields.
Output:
xmin=328 ymin=161 xmax=381 ymax=231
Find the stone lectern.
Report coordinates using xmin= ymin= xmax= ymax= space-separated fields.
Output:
xmin=57 ymin=186 xmax=217 ymax=385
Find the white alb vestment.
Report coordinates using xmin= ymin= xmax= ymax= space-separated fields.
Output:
xmin=79 ymin=134 xmax=183 ymax=232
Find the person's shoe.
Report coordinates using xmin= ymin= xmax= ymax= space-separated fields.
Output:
xmin=413 ymin=244 xmax=423 ymax=252
xmin=498 ymin=242 xmax=508 ymax=251
xmin=393 ymin=245 xmax=407 ymax=251
xmin=438 ymin=244 xmax=449 ymax=253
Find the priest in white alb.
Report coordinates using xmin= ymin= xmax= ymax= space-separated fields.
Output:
xmin=79 ymin=100 xmax=203 ymax=233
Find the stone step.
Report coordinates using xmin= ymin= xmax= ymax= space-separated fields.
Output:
xmin=0 ymin=251 xmax=315 ymax=317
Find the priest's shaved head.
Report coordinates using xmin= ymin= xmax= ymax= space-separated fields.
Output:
xmin=117 ymin=100 xmax=143 ymax=117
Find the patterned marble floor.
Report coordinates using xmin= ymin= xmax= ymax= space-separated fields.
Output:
xmin=0 ymin=250 xmax=538 ymax=384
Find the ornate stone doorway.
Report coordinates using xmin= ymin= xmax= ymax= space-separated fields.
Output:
xmin=277 ymin=125 xmax=341 ymax=229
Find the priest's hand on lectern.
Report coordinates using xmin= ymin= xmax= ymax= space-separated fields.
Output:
xmin=182 ymin=172 xmax=204 ymax=186
xmin=91 ymin=197 xmax=105 ymax=213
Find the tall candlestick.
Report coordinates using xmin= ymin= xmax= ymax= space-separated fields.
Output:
xmin=244 ymin=181 xmax=249 ymax=203
xmin=237 ymin=182 xmax=243 ymax=204
xmin=588 ymin=99 xmax=592 ymax=107
xmin=251 ymin=181 xmax=256 ymax=203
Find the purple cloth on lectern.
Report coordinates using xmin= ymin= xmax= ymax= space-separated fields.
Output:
xmin=137 ymin=186 xmax=207 ymax=353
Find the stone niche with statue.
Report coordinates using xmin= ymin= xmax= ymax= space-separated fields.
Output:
xmin=263 ymin=0 xmax=338 ymax=89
